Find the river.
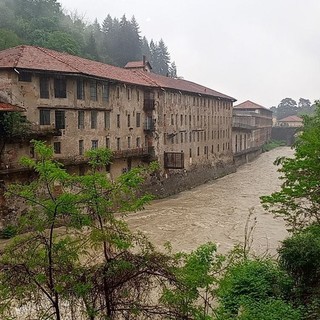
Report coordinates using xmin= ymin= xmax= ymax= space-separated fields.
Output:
xmin=127 ymin=147 xmax=294 ymax=256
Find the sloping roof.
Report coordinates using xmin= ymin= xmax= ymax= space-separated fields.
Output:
xmin=0 ymin=102 xmax=25 ymax=112
xmin=0 ymin=45 xmax=235 ymax=101
xmin=234 ymin=100 xmax=271 ymax=112
xmin=278 ymin=115 xmax=303 ymax=122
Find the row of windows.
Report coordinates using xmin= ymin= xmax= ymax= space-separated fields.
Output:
xmin=53 ymin=137 xmax=143 ymax=155
xmin=164 ymin=129 xmax=230 ymax=145
xmin=40 ymin=110 xmax=142 ymax=130
xmin=188 ymin=143 xmax=231 ymax=158
xmin=164 ymin=113 xmax=231 ymax=127
xmin=20 ymin=72 xmax=110 ymax=101
xmin=166 ymin=92 xmax=232 ymax=110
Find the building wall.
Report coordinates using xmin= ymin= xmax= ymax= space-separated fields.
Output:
xmin=0 ymin=69 xmax=235 ymax=196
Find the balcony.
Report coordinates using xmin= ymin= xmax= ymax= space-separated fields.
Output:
xmin=30 ymin=124 xmax=61 ymax=137
xmin=164 ymin=151 xmax=184 ymax=169
xmin=112 ymin=147 xmax=154 ymax=159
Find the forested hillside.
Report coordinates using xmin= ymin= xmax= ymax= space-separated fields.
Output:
xmin=0 ymin=0 xmax=177 ymax=76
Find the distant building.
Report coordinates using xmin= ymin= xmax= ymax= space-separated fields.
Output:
xmin=277 ymin=115 xmax=303 ymax=127
xmin=232 ymin=100 xmax=272 ymax=162
xmin=0 ymin=45 xmax=236 ymax=193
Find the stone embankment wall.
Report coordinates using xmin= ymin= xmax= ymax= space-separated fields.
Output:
xmin=145 ymin=161 xmax=236 ymax=198
xmin=233 ymin=147 xmax=262 ymax=167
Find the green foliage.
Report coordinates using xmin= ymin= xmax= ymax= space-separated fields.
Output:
xmin=0 ymin=111 xmax=30 ymax=139
xmin=278 ymin=223 xmax=320 ymax=320
xmin=0 ymin=28 xmax=21 ymax=50
xmin=262 ymin=139 xmax=286 ymax=152
xmin=0 ymin=224 xmax=17 ymax=239
xmin=236 ymin=298 xmax=301 ymax=320
xmin=216 ymin=259 xmax=293 ymax=318
xmin=2 ymin=140 xmax=221 ymax=319
xmin=261 ymin=101 xmax=320 ymax=230
xmin=0 ymin=0 xmax=176 ymax=75
xmin=161 ymin=243 xmax=224 ymax=319
xmin=46 ymin=31 xmax=80 ymax=55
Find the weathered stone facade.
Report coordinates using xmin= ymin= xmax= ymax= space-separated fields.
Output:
xmin=232 ymin=100 xmax=273 ymax=165
xmin=0 ymin=45 xmax=236 ymax=195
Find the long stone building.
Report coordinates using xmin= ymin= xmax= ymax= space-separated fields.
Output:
xmin=232 ymin=100 xmax=273 ymax=165
xmin=0 ymin=45 xmax=236 ymax=194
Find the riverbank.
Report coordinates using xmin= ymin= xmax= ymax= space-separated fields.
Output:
xmin=127 ymin=146 xmax=294 ymax=255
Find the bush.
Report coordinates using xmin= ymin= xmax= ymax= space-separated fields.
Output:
xmin=0 ymin=224 xmax=17 ymax=239
xmin=262 ymin=140 xmax=286 ymax=152
xmin=217 ymin=259 xmax=293 ymax=317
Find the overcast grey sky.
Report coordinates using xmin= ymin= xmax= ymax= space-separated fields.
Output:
xmin=59 ymin=0 xmax=320 ymax=107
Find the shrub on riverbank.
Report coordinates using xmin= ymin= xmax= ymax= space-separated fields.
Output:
xmin=262 ymin=139 xmax=287 ymax=152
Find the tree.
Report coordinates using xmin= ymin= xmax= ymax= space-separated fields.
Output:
xmin=0 ymin=111 xmax=30 ymax=163
xmin=261 ymin=101 xmax=320 ymax=230
xmin=0 ymin=141 xmax=222 ymax=319
xmin=278 ymin=224 xmax=320 ymax=319
xmin=216 ymin=259 xmax=299 ymax=320
xmin=46 ymin=31 xmax=80 ymax=55
xmin=276 ymin=98 xmax=298 ymax=120
xmin=298 ymin=98 xmax=314 ymax=115
xmin=0 ymin=28 xmax=21 ymax=50
xmin=169 ymin=61 xmax=178 ymax=78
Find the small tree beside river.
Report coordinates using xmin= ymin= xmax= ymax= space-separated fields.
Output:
xmin=0 ymin=140 xmax=224 ymax=319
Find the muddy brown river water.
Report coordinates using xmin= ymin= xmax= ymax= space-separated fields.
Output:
xmin=127 ymin=147 xmax=294 ymax=256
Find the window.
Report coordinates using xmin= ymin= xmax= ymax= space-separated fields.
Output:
xmin=104 ymin=111 xmax=110 ymax=129
xmin=127 ymin=114 xmax=131 ymax=127
xmin=137 ymin=90 xmax=140 ymax=102
xmin=40 ymin=109 xmax=50 ymax=125
xmin=127 ymin=88 xmax=131 ymax=100
xmin=78 ymin=110 xmax=84 ymax=129
xmin=55 ymin=110 xmax=65 ymax=129
xmin=136 ymin=137 xmax=141 ymax=148
xmin=116 ymin=86 xmax=120 ymax=99
xmin=18 ymin=72 xmax=32 ymax=82
xmin=54 ymin=77 xmax=66 ymax=98
xmin=79 ymin=140 xmax=84 ymax=155
xmin=127 ymin=136 xmax=131 ymax=149
xmin=53 ymin=142 xmax=61 ymax=154
xmin=91 ymin=110 xmax=97 ymax=129
xmin=106 ymin=137 xmax=110 ymax=148
xmin=77 ymin=79 xmax=85 ymax=100
xmin=117 ymin=114 xmax=120 ymax=128
xmin=136 ymin=113 xmax=141 ymax=127
xmin=40 ymin=76 xmax=49 ymax=99
xmin=90 ymin=81 xmax=97 ymax=101
xmin=117 ymin=138 xmax=121 ymax=151
xmin=91 ymin=140 xmax=98 ymax=149
xmin=180 ymin=132 xmax=184 ymax=143
xmin=102 ymin=82 xmax=109 ymax=102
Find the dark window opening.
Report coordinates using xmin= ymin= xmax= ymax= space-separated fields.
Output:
xmin=54 ymin=77 xmax=66 ymax=98
xmin=77 ymin=79 xmax=85 ymax=100
xmin=78 ymin=110 xmax=84 ymax=129
xmin=55 ymin=110 xmax=65 ymax=129
xmin=91 ymin=110 xmax=97 ymax=129
xmin=79 ymin=140 xmax=84 ymax=155
xmin=18 ymin=71 xmax=32 ymax=82
xmin=40 ymin=109 xmax=50 ymax=125
xmin=40 ymin=76 xmax=49 ymax=99
xmin=136 ymin=113 xmax=141 ymax=127
xmin=91 ymin=140 xmax=98 ymax=149
xmin=53 ymin=142 xmax=61 ymax=154
xmin=90 ymin=81 xmax=97 ymax=101
xmin=102 ymin=82 xmax=109 ymax=101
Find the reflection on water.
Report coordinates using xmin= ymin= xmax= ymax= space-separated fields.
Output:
xmin=127 ymin=147 xmax=294 ymax=255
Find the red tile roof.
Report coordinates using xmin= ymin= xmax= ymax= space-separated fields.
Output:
xmin=0 ymin=45 xmax=235 ymax=101
xmin=234 ymin=100 xmax=271 ymax=112
xmin=0 ymin=102 xmax=25 ymax=112
xmin=278 ymin=115 xmax=303 ymax=122
xmin=124 ymin=61 xmax=145 ymax=68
